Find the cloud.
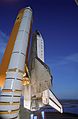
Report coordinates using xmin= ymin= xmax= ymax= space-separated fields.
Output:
xmin=65 ymin=53 xmax=78 ymax=63
xmin=58 ymin=53 xmax=78 ymax=65
xmin=47 ymin=53 xmax=78 ymax=67
xmin=0 ymin=31 xmax=8 ymax=42
xmin=0 ymin=30 xmax=9 ymax=63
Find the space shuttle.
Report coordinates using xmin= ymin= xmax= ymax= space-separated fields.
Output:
xmin=23 ymin=30 xmax=63 ymax=113
xmin=0 ymin=7 xmax=63 ymax=119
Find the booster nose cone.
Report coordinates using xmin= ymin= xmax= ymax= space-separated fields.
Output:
xmin=26 ymin=6 xmax=32 ymax=11
xmin=35 ymin=30 xmax=41 ymax=36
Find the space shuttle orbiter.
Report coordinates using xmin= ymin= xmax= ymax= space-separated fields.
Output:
xmin=23 ymin=30 xmax=63 ymax=113
xmin=0 ymin=7 xmax=63 ymax=119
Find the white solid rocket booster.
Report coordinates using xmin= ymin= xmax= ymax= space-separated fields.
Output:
xmin=0 ymin=7 xmax=32 ymax=119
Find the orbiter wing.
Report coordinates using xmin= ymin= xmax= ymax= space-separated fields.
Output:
xmin=30 ymin=57 xmax=63 ymax=113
